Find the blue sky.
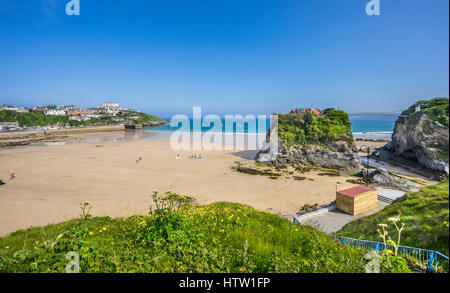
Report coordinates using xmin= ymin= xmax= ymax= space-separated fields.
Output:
xmin=0 ymin=0 xmax=448 ymax=117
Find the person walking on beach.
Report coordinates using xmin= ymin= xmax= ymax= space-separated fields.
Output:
xmin=10 ymin=171 xmax=16 ymax=180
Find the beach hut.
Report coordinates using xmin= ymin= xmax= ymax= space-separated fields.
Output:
xmin=336 ymin=186 xmax=378 ymax=216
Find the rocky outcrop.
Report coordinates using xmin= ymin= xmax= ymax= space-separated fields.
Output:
xmin=257 ymin=142 xmax=363 ymax=173
xmin=379 ymin=106 xmax=449 ymax=179
xmin=358 ymin=168 xmax=420 ymax=192
xmin=142 ymin=120 xmax=169 ymax=128
xmin=256 ymin=111 xmax=363 ymax=173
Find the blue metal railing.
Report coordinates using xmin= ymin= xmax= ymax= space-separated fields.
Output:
xmin=332 ymin=236 xmax=449 ymax=272
xmin=291 ymin=217 xmax=449 ymax=272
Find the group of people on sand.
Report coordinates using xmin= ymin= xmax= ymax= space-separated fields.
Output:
xmin=0 ymin=171 xmax=16 ymax=186
xmin=136 ymin=156 xmax=143 ymax=164
xmin=189 ymin=154 xmax=202 ymax=160
xmin=175 ymin=154 xmax=203 ymax=160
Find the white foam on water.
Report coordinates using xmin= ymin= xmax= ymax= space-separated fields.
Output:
xmin=353 ymin=131 xmax=393 ymax=140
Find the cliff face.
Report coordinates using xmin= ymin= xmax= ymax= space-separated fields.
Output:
xmin=270 ymin=142 xmax=363 ymax=173
xmin=380 ymin=98 xmax=449 ymax=179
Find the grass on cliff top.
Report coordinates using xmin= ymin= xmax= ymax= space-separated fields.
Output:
xmin=278 ymin=108 xmax=354 ymax=149
xmin=400 ymin=97 xmax=449 ymax=128
xmin=116 ymin=110 xmax=164 ymax=123
xmin=0 ymin=201 xmax=368 ymax=273
xmin=338 ymin=179 xmax=449 ymax=256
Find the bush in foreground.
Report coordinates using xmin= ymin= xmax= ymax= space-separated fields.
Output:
xmin=0 ymin=193 xmax=411 ymax=273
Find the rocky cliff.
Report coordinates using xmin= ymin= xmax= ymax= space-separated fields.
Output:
xmin=269 ymin=142 xmax=363 ymax=173
xmin=379 ymin=98 xmax=449 ymax=179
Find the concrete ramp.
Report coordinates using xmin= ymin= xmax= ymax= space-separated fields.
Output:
xmin=377 ymin=188 xmax=406 ymax=204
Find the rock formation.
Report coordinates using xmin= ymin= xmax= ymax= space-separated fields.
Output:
xmin=357 ymin=168 xmax=420 ymax=192
xmin=256 ymin=109 xmax=363 ymax=173
xmin=378 ymin=98 xmax=449 ymax=179
xmin=266 ymin=142 xmax=363 ymax=173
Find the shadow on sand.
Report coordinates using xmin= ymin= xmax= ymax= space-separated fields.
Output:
xmin=231 ymin=150 xmax=259 ymax=160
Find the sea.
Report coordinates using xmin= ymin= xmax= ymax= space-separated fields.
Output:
xmin=27 ymin=115 xmax=397 ymax=147
xmin=349 ymin=115 xmax=397 ymax=140
xmin=145 ymin=115 xmax=398 ymax=141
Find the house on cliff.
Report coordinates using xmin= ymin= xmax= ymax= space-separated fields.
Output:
xmin=290 ymin=108 xmax=322 ymax=115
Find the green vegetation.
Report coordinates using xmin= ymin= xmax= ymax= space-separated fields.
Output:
xmin=278 ymin=108 xmax=354 ymax=149
xmin=400 ymin=97 xmax=449 ymax=128
xmin=0 ymin=192 xmax=374 ymax=273
xmin=338 ymin=179 xmax=449 ymax=258
xmin=0 ymin=191 xmax=415 ymax=273
xmin=0 ymin=109 xmax=163 ymax=127
xmin=426 ymin=142 xmax=449 ymax=163
xmin=114 ymin=110 xmax=164 ymax=124
xmin=366 ymin=220 xmax=411 ymax=273
xmin=234 ymin=165 xmax=281 ymax=179
xmin=395 ymin=98 xmax=449 ymax=163
xmin=1 ymin=110 xmax=72 ymax=127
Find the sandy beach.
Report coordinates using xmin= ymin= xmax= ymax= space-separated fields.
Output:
xmin=0 ymin=134 xmax=373 ymax=237
xmin=355 ymin=140 xmax=390 ymax=156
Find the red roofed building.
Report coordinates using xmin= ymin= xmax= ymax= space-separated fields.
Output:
xmin=290 ymin=108 xmax=322 ymax=115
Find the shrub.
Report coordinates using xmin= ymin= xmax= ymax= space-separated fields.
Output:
xmin=278 ymin=109 xmax=354 ymax=149
xmin=399 ymin=97 xmax=449 ymax=127
xmin=0 ymin=109 xmax=163 ymax=127
xmin=380 ymin=255 xmax=411 ymax=273
xmin=0 ymin=201 xmax=367 ymax=273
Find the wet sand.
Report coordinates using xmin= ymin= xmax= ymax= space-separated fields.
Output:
xmin=0 ymin=126 xmax=125 ymax=148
